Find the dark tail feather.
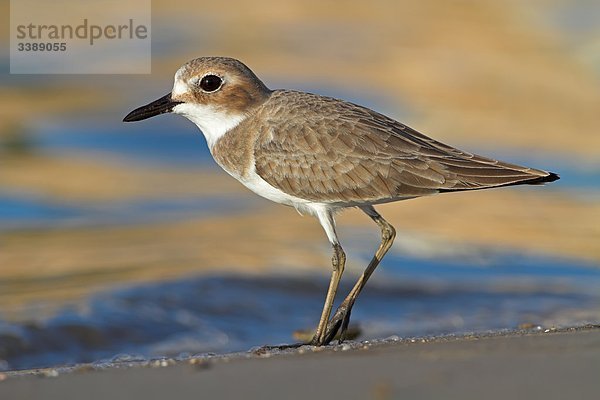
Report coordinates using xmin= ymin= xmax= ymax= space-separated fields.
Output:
xmin=523 ymin=171 xmax=560 ymax=185
xmin=439 ymin=171 xmax=559 ymax=193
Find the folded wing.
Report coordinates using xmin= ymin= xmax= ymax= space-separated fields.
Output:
xmin=254 ymin=91 xmax=558 ymax=205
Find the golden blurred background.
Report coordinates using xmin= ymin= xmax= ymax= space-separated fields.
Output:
xmin=1 ymin=0 xmax=599 ymax=321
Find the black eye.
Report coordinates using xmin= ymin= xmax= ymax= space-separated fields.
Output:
xmin=199 ymin=74 xmax=222 ymax=92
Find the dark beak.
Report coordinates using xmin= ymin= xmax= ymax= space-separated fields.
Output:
xmin=123 ymin=93 xmax=183 ymax=122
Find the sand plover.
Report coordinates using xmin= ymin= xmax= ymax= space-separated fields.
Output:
xmin=124 ymin=57 xmax=559 ymax=346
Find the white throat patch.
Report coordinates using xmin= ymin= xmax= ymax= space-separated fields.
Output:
xmin=172 ymin=103 xmax=246 ymax=150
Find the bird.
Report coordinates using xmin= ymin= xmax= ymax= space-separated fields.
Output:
xmin=123 ymin=56 xmax=559 ymax=346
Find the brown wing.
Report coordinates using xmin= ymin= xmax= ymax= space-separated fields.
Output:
xmin=253 ymin=90 xmax=558 ymax=205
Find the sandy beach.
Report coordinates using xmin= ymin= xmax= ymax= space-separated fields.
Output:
xmin=1 ymin=325 xmax=598 ymax=399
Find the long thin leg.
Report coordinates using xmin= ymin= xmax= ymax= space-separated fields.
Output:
xmin=323 ymin=205 xmax=396 ymax=344
xmin=311 ymin=208 xmax=346 ymax=345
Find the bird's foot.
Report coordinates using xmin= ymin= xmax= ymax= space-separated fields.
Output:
xmin=310 ymin=301 xmax=360 ymax=346
xmin=294 ymin=300 xmax=360 ymax=346
xmin=301 ymin=325 xmax=361 ymax=346
xmin=323 ymin=300 xmax=355 ymax=345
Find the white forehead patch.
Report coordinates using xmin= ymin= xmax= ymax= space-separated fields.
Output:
xmin=172 ymin=79 xmax=189 ymax=97
xmin=171 ymin=65 xmax=191 ymax=97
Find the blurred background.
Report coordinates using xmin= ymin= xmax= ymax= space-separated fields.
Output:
xmin=1 ymin=0 xmax=599 ymax=371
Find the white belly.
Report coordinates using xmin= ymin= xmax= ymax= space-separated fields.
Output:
xmin=238 ymin=167 xmax=309 ymax=207
xmin=211 ymin=150 xmax=331 ymax=218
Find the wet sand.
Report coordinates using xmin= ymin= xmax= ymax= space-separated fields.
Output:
xmin=1 ymin=326 xmax=598 ymax=399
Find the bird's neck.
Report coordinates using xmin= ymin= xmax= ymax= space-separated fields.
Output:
xmin=173 ymin=103 xmax=247 ymax=150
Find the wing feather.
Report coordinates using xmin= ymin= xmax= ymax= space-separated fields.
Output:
xmin=253 ymin=90 xmax=555 ymax=205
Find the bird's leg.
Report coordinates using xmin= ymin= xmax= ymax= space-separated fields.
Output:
xmin=310 ymin=243 xmax=345 ymax=345
xmin=323 ymin=205 xmax=396 ymax=344
xmin=310 ymin=208 xmax=346 ymax=346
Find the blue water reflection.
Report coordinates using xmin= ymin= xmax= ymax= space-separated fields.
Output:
xmin=1 ymin=252 xmax=598 ymax=371
xmin=0 ymin=194 xmax=250 ymax=230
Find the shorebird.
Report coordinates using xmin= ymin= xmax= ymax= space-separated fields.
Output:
xmin=123 ymin=57 xmax=559 ymax=346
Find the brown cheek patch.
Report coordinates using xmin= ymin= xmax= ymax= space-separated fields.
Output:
xmin=223 ymin=88 xmax=253 ymax=113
